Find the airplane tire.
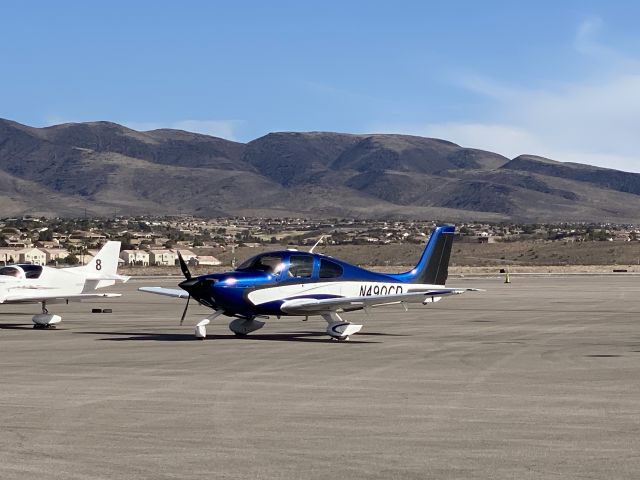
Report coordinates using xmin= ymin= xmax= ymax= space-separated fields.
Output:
xmin=102 ymin=309 xmax=113 ymax=314
xmin=91 ymin=308 xmax=102 ymax=313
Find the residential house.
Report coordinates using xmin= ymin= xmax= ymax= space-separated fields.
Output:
xmin=5 ymin=236 xmax=30 ymax=248
xmin=40 ymin=248 xmax=69 ymax=264
xmin=0 ymin=248 xmax=19 ymax=265
xmin=69 ymin=230 xmax=107 ymax=241
xmin=18 ymin=248 xmax=47 ymax=265
xmin=189 ymin=255 xmax=222 ymax=267
xmin=36 ymin=240 xmax=61 ymax=249
xmin=119 ymin=250 xmax=150 ymax=266
xmin=173 ymin=249 xmax=197 ymax=263
xmin=149 ymin=250 xmax=178 ymax=266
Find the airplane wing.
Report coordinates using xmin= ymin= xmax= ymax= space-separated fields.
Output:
xmin=0 ymin=292 xmax=122 ymax=304
xmin=280 ymin=288 xmax=480 ymax=315
xmin=138 ymin=287 xmax=189 ymax=299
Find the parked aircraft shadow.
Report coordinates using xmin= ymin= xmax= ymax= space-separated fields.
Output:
xmin=74 ymin=331 xmax=380 ymax=344
xmin=0 ymin=323 xmax=36 ymax=330
xmin=356 ymin=331 xmax=409 ymax=337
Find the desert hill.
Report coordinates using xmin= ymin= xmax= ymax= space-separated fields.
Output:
xmin=1 ymin=118 xmax=639 ymax=221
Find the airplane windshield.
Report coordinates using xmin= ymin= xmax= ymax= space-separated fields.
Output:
xmin=0 ymin=265 xmax=43 ymax=279
xmin=236 ymin=254 xmax=284 ymax=274
xmin=20 ymin=265 xmax=44 ymax=279
xmin=0 ymin=266 xmax=25 ymax=278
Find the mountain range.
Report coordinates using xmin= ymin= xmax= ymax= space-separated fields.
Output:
xmin=1 ymin=118 xmax=639 ymax=222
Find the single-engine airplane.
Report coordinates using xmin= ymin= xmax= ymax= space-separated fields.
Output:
xmin=140 ymin=225 xmax=479 ymax=340
xmin=0 ymin=241 xmax=130 ymax=328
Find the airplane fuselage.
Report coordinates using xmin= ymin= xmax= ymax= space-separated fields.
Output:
xmin=0 ymin=265 xmax=88 ymax=303
xmin=182 ymin=251 xmax=441 ymax=318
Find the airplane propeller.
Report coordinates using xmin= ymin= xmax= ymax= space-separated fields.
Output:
xmin=176 ymin=251 xmax=217 ymax=325
xmin=177 ymin=251 xmax=193 ymax=325
xmin=177 ymin=277 xmax=204 ymax=325
xmin=178 ymin=251 xmax=191 ymax=280
xmin=180 ymin=294 xmax=190 ymax=325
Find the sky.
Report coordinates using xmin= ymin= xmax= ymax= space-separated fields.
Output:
xmin=1 ymin=1 xmax=640 ymax=172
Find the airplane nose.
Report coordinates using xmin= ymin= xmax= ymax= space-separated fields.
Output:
xmin=178 ymin=278 xmax=217 ymax=305
xmin=178 ymin=278 xmax=201 ymax=290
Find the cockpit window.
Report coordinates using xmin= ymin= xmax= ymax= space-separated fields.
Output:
xmin=0 ymin=265 xmax=43 ymax=279
xmin=236 ymin=255 xmax=259 ymax=270
xmin=236 ymin=254 xmax=284 ymax=274
xmin=319 ymin=259 xmax=343 ymax=278
xmin=288 ymin=255 xmax=314 ymax=278
xmin=0 ymin=266 xmax=24 ymax=278
xmin=21 ymin=265 xmax=43 ymax=279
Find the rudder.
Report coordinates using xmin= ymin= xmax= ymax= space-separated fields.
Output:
xmin=391 ymin=225 xmax=455 ymax=285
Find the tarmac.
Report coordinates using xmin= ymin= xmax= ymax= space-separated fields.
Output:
xmin=1 ymin=275 xmax=640 ymax=479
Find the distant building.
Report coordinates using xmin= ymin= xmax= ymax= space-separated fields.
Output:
xmin=173 ymin=249 xmax=197 ymax=263
xmin=36 ymin=240 xmax=60 ymax=249
xmin=80 ymin=253 xmax=95 ymax=265
xmin=149 ymin=250 xmax=178 ymax=266
xmin=40 ymin=248 xmax=69 ymax=264
xmin=0 ymin=248 xmax=19 ymax=265
xmin=5 ymin=238 xmax=30 ymax=248
xmin=69 ymin=230 xmax=107 ymax=241
xmin=189 ymin=255 xmax=222 ymax=267
xmin=18 ymin=248 xmax=47 ymax=265
xmin=120 ymin=250 xmax=150 ymax=266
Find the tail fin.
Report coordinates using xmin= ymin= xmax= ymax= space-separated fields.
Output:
xmin=72 ymin=241 xmax=126 ymax=290
xmin=392 ymin=225 xmax=455 ymax=285
xmin=85 ymin=241 xmax=121 ymax=276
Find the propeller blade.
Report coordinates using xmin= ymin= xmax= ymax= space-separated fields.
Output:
xmin=180 ymin=295 xmax=191 ymax=326
xmin=177 ymin=251 xmax=191 ymax=280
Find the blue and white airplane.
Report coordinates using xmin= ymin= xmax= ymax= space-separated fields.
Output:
xmin=140 ymin=225 xmax=479 ymax=340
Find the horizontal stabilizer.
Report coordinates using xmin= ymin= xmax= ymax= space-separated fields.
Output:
xmin=86 ymin=273 xmax=131 ymax=282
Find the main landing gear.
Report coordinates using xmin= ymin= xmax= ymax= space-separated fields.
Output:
xmin=32 ymin=301 xmax=62 ymax=329
xmin=322 ymin=312 xmax=363 ymax=341
xmin=228 ymin=317 xmax=265 ymax=336
xmin=190 ymin=311 xmax=362 ymax=341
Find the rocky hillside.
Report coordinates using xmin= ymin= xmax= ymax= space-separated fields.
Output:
xmin=1 ymin=118 xmax=639 ymax=221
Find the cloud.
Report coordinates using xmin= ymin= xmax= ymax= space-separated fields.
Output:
xmin=372 ymin=18 xmax=640 ymax=173
xmin=574 ymin=17 xmax=606 ymax=57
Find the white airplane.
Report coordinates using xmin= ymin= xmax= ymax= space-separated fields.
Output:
xmin=0 ymin=241 xmax=130 ymax=328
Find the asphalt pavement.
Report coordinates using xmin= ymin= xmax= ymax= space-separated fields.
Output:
xmin=1 ymin=275 xmax=639 ymax=479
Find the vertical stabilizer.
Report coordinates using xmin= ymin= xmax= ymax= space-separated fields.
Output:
xmin=72 ymin=241 xmax=123 ymax=290
xmin=85 ymin=241 xmax=121 ymax=276
xmin=391 ymin=225 xmax=455 ymax=285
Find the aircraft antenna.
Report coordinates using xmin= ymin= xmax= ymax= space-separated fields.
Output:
xmin=309 ymin=235 xmax=326 ymax=254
